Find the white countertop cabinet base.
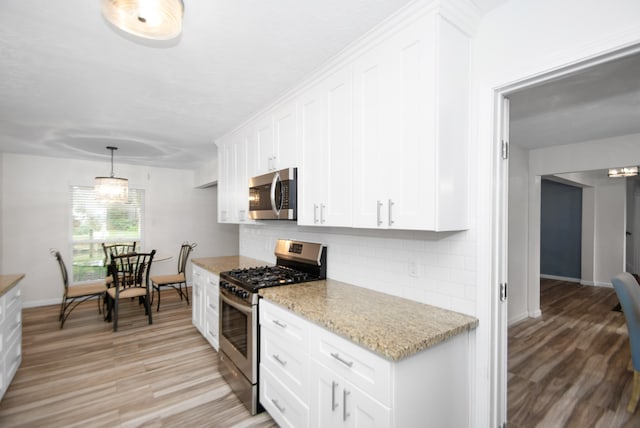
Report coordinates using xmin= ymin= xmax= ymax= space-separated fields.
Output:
xmin=0 ymin=284 xmax=22 ymax=401
xmin=260 ymin=299 xmax=470 ymax=428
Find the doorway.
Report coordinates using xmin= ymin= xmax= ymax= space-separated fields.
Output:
xmin=494 ymin=47 xmax=640 ymax=426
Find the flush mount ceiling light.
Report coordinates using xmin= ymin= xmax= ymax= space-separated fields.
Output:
xmin=608 ymin=166 xmax=639 ymax=178
xmin=101 ymin=0 xmax=184 ymax=40
xmin=95 ymin=146 xmax=129 ymax=203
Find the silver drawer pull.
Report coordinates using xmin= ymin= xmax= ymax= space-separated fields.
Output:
xmin=330 ymin=352 xmax=354 ymax=368
xmin=343 ymin=389 xmax=351 ymax=421
xmin=273 ymin=354 xmax=287 ymax=366
xmin=272 ymin=319 xmax=287 ymax=328
xmin=272 ymin=398 xmax=286 ymax=413
xmin=331 ymin=381 xmax=339 ymax=411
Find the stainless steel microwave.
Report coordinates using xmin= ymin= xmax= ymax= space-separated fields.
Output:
xmin=248 ymin=168 xmax=297 ymax=220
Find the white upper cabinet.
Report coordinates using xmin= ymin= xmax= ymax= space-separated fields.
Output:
xmin=298 ymin=65 xmax=353 ymax=227
xmin=216 ymin=0 xmax=475 ymax=230
xmin=254 ymin=101 xmax=298 ymax=175
xmin=217 ymin=129 xmax=254 ymax=224
xmin=353 ymin=11 xmax=470 ymax=231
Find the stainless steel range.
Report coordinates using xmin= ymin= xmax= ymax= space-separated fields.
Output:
xmin=218 ymin=239 xmax=327 ymax=415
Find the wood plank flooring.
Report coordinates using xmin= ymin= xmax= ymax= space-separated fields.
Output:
xmin=508 ymin=279 xmax=640 ymax=428
xmin=0 ymin=290 xmax=278 ymax=428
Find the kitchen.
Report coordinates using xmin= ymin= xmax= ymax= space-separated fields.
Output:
xmin=2 ymin=0 xmax=640 ymax=427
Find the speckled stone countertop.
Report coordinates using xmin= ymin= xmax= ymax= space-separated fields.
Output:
xmin=260 ymin=279 xmax=478 ymax=361
xmin=0 ymin=274 xmax=25 ymax=297
xmin=191 ymin=256 xmax=268 ymax=275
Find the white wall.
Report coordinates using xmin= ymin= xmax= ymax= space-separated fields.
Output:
xmin=1 ymin=153 xmax=238 ymax=307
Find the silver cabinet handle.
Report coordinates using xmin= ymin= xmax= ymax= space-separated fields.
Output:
xmin=271 ymin=398 xmax=286 ymax=413
xmin=376 ymin=200 xmax=383 ymax=226
xmin=343 ymin=389 xmax=351 ymax=421
xmin=388 ymin=199 xmax=394 ymax=226
xmin=272 ymin=319 xmax=287 ymax=328
xmin=273 ymin=354 xmax=287 ymax=366
xmin=330 ymin=352 xmax=354 ymax=368
xmin=331 ymin=381 xmax=339 ymax=411
xmin=314 ymin=204 xmax=319 ymax=224
xmin=320 ymin=203 xmax=326 ymax=224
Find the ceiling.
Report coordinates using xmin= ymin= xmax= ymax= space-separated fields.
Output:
xmin=6 ymin=1 xmax=635 ymax=172
xmin=509 ymin=52 xmax=640 ymax=150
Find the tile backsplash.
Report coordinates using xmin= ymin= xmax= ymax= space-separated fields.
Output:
xmin=240 ymin=223 xmax=477 ymax=315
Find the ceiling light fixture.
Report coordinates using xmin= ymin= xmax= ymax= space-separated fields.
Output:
xmin=95 ymin=146 xmax=129 ymax=203
xmin=608 ymin=166 xmax=639 ymax=178
xmin=101 ymin=0 xmax=184 ymax=41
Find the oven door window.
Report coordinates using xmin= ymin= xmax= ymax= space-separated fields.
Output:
xmin=221 ymin=299 xmax=248 ymax=357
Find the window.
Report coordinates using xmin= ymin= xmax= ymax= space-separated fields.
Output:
xmin=70 ymin=186 xmax=145 ymax=282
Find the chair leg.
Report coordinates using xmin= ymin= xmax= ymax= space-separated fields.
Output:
xmin=182 ymin=283 xmax=189 ymax=305
xmin=156 ymin=286 xmax=161 ymax=312
xmin=629 ymin=369 xmax=640 ymax=413
xmin=113 ymin=298 xmax=118 ymax=332
xmin=146 ymin=295 xmax=153 ymax=325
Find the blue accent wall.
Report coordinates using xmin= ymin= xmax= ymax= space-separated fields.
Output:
xmin=540 ymin=179 xmax=582 ymax=279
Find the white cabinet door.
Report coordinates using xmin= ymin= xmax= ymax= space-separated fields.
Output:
xmin=352 ymin=43 xmax=391 ymax=229
xmin=217 ymin=142 xmax=231 ymax=223
xmin=298 ymin=65 xmax=352 ymax=227
xmin=310 ymin=360 xmax=390 ymax=428
xmin=255 ymin=113 xmax=275 ymax=174
xmin=273 ymin=100 xmax=298 ymax=171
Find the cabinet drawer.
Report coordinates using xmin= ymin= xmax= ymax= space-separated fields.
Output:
xmin=261 ymin=328 xmax=308 ymax=401
xmin=0 ymin=285 xmax=21 ymax=327
xmin=260 ymin=300 xmax=309 ymax=350
xmin=311 ymin=327 xmax=391 ymax=406
xmin=260 ymin=364 xmax=309 ymax=428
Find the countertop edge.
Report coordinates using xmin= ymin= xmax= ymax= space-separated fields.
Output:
xmin=0 ymin=274 xmax=25 ymax=297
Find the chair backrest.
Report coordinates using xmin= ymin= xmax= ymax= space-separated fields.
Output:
xmin=176 ymin=242 xmax=197 ymax=274
xmin=612 ymin=272 xmax=640 ymax=370
xmin=51 ymin=250 xmax=69 ymax=292
xmin=111 ymin=250 xmax=156 ymax=291
xmin=102 ymin=242 xmax=137 ymax=265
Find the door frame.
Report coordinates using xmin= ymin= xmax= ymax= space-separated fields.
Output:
xmin=491 ymin=44 xmax=640 ymax=427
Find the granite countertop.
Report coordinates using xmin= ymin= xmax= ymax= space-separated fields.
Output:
xmin=191 ymin=256 xmax=269 ymax=275
xmin=260 ymin=279 xmax=478 ymax=361
xmin=0 ymin=274 xmax=25 ymax=297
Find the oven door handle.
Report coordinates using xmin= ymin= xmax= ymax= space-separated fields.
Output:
xmin=220 ymin=290 xmax=254 ymax=315
xmin=270 ymin=171 xmax=281 ymax=218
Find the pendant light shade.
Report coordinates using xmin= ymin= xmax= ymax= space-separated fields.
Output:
xmin=95 ymin=146 xmax=129 ymax=203
xmin=101 ymin=0 xmax=184 ymax=41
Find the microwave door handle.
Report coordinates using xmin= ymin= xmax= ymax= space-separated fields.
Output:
xmin=270 ymin=171 xmax=281 ymax=217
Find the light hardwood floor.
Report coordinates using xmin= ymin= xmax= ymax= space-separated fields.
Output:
xmin=0 ymin=290 xmax=278 ymax=428
xmin=508 ymin=279 xmax=640 ymax=427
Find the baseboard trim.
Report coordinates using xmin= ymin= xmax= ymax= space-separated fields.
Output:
xmin=540 ymin=274 xmax=581 ymax=283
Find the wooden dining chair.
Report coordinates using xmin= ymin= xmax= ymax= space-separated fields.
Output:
xmin=106 ymin=250 xmax=155 ymax=332
xmin=150 ymin=242 xmax=197 ymax=311
xmin=52 ymin=249 xmax=107 ymax=329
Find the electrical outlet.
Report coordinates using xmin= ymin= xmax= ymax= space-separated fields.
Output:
xmin=408 ymin=259 xmax=419 ymax=278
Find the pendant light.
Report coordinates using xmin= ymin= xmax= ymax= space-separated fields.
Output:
xmin=95 ymin=146 xmax=129 ymax=203
xmin=101 ymin=0 xmax=184 ymax=41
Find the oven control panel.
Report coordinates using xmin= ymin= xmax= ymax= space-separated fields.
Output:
xmin=220 ymin=280 xmax=250 ymax=301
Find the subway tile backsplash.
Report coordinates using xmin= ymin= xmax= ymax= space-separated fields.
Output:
xmin=240 ymin=223 xmax=476 ymax=316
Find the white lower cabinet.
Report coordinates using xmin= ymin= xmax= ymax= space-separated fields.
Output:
xmin=259 ymin=299 xmax=471 ymax=428
xmin=0 ymin=283 xmax=22 ymax=401
xmin=192 ymin=265 xmax=219 ymax=351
